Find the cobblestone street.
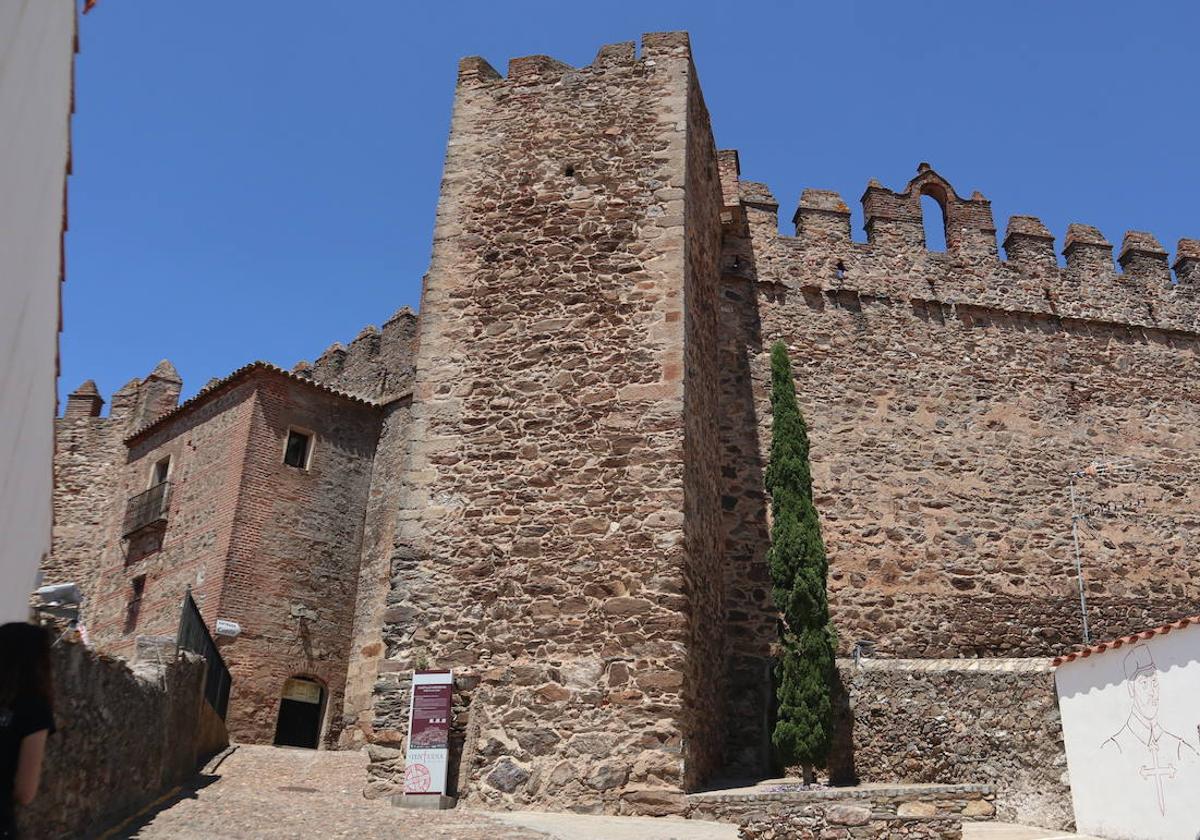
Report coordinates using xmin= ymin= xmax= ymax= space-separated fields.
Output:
xmin=112 ymin=745 xmax=548 ymax=840
xmin=101 ymin=744 xmax=1097 ymax=840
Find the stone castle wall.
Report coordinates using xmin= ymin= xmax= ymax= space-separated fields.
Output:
xmin=47 ymin=404 xmax=126 ymax=604
xmin=338 ymin=396 xmax=413 ymax=747
xmin=368 ymin=32 xmax=727 ymax=812
xmin=303 ymin=306 xmax=418 ymax=402
xmin=833 ymin=658 xmax=1071 ymax=830
xmin=719 ymin=162 xmax=1200 ymax=670
xmin=43 ymin=29 xmax=1200 ymax=815
xmin=45 ymin=365 xmax=185 ymax=612
xmin=18 ymin=639 xmax=227 ymax=839
xmin=293 ymin=310 xmax=422 ymax=747
xmin=677 ymin=40 xmax=728 ymax=791
xmin=50 ymin=364 xmax=384 ymax=747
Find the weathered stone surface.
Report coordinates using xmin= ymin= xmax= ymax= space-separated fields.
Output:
xmin=338 ymin=392 xmax=417 ymax=749
xmin=718 ymin=159 xmax=1200 ymax=775
xmin=961 ymin=800 xmax=995 ymax=817
xmin=368 ymin=31 xmax=726 ymax=810
xmin=620 ymin=787 xmax=689 ymax=816
xmin=486 ymin=757 xmax=531 ymax=793
xmin=898 ymin=801 xmax=938 ymax=818
xmin=46 ymin=28 xmax=1200 ymax=820
xmin=825 ymin=804 xmax=871 ymax=825
xmin=45 ymin=363 xmax=386 ymax=747
xmin=831 ymin=659 xmax=1071 ymax=829
xmin=18 ymin=639 xmax=226 ymax=839
xmin=688 ymin=781 xmax=993 ymax=826
xmin=586 ymin=761 xmax=630 ymax=791
xmin=736 ymin=804 xmax=962 ymax=840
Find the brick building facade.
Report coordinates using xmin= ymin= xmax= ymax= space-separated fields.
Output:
xmin=47 ymin=308 xmax=416 ymax=747
xmin=45 ymin=31 xmax=1199 ymax=819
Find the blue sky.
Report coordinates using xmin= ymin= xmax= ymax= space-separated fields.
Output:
xmin=64 ymin=1 xmax=1200 ymax=405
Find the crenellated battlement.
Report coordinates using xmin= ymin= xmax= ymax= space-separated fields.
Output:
xmin=59 ymin=359 xmax=183 ymax=430
xmin=731 ymin=163 xmax=1200 ymax=335
xmin=719 ymin=149 xmax=1200 ymax=712
xmin=454 ymin=31 xmax=693 ymax=90
xmin=300 ymin=306 xmax=418 ymax=401
xmin=861 ymin=163 xmax=998 ymax=255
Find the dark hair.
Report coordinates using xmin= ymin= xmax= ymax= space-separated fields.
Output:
xmin=0 ymin=623 xmax=54 ymax=709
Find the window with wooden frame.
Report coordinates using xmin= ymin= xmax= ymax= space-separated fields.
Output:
xmin=283 ymin=429 xmax=313 ymax=469
xmin=151 ymin=455 xmax=170 ymax=487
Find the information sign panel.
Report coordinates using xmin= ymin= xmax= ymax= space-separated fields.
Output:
xmin=403 ymin=670 xmax=453 ymax=795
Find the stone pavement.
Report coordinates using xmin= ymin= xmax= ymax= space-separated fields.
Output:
xmin=105 ymin=744 xmax=735 ymax=840
xmin=487 ymin=810 xmax=736 ymax=840
xmin=98 ymin=744 xmax=1088 ymax=840
xmin=109 ymin=745 xmax=548 ymax=839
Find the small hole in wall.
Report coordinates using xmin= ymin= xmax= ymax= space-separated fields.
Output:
xmin=835 ymin=260 xmax=846 ymax=280
xmin=564 ymin=164 xmax=576 ymax=177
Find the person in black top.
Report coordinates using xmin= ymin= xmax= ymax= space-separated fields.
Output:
xmin=0 ymin=623 xmax=55 ymax=839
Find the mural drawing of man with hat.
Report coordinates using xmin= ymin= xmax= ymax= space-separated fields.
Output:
xmin=1100 ymin=643 xmax=1197 ymax=815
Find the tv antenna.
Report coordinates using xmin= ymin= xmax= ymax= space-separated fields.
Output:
xmin=1068 ymin=459 xmax=1136 ymax=645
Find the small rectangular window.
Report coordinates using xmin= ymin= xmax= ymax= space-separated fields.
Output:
xmin=125 ymin=575 xmax=146 ymax=633
xmin=152 ymin=456 xmax=170 ymax=487
xmin=283 ymin=430 xmax=312 ymax=469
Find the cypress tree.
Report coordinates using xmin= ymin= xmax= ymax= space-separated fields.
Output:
xmin=766 ymin=341 xmax=834 ymax=785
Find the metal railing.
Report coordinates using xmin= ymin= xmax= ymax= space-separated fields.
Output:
xmin=176 ymin=588 xmax=232 ymax=720
xmin=123 ymin=481 xmax=171 ymax=536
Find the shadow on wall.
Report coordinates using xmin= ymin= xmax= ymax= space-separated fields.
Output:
xmin=17 ymin=637 xmax=228 ymax=839
xmin=718 ymin=216 xmax=776 ymax=780
xmin=716 ymin=234 xmax=861 ymax=787
xmin=828 ymin=667 xmax=858 ymax=785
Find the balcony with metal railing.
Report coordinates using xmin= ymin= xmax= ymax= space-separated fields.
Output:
xmin=123 ymin=481 xmax=171 ymax=536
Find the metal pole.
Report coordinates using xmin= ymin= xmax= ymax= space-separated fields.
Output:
xmin=1069 ymin=474 xmax=1091 ymax=645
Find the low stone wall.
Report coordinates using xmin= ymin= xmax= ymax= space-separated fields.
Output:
xmin=833 ymin=658 xmax=1071 ymax=830
xmin=738 ymin=804 xmax=961 ymax=840
xmin=689 ymin=782 xmax=994 ymax=824
xmin=17 ymin=638 xmax=228 ymax=839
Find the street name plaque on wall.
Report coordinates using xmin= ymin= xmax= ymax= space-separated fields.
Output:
xmin=403 ymin=670 xmax=453 ymax=797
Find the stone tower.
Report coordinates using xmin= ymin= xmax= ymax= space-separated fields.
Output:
xmin=368 ymin=32 xmax=727 ymax=812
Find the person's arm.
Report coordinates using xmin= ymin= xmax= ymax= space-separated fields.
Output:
xmin=13 ymin=729 xmax=49 ymax=806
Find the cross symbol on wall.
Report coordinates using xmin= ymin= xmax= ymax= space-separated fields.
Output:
xmin=1139 ymin=743 xmax=1176 ymax=816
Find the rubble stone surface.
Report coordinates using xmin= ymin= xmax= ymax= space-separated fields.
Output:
xmin=737 ymin=804 xmax=962 ymax=840
xmin=18 ymin=640 xmax=227 ymax=839
xmin=830 ymin=660 xmax=1070 ymax=829
xmin=43 ymin=29 xmax=1200 ymax=816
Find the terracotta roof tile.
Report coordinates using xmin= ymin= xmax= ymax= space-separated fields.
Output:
xmin=123 ymin=361 xmax=379 ymax=445
xmin=1051 ymin=615 xmax=1200 ymax=668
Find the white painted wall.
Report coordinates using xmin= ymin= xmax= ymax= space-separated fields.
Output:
xmin=1056 ymin=623 xmax=1200 ymax=840
xmin=0 ymin=0 xmax=75 ymax=622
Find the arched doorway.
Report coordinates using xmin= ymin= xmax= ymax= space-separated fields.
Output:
xmin=273 ymin=676 xmax=325 ymax=749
